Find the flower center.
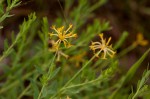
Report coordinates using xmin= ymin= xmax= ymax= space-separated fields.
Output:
xmin=59 ymin=34 xmax=65 ymax=40
xmin=100 ymin=44 xmax=106 ymax=50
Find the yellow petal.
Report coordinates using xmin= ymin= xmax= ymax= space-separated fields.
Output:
xmin=137 ymin=33 xmax=144 ymax=41
xmin=57 ymin=26 xmax=64 ymax=32
xmin=139 ymin=40 xmax=149 ymax=46
xmin=99 ymin=33 xmax=103 ymax=40
xmin=51 ymin=25 xmax=55 ymax=29
xmin=106 ymin=37 xmax=112 ymax=46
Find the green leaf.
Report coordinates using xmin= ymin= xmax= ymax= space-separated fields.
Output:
xmin=7 ymin=0 xmax=11 ymax=7
xmin=128 ymin=86 xmax=134 ymax=99
xmin=89 ymin=0 xmax=107 ymax=12
xmin=49 ymin=67 xmax=61 ymax=80
xmin=132 ymin=70 xmax=150 ymax=99
xmin=13 ymin=1 xmax=21 ymax=8
xmin=0 ymin=12 xmax=9 ymax=23
xmin=7 ymin=14 xmax=14 ymax=17
xmin=114 ymin=31 xmax=129 ymax=49
xmin=40 ymin=74 xmax=49 ymax=86
xmin=42 ymin=17 xmax=49 ymax=33
xmin=34 ymin=65 xmax=44 ymax=74
xmin=4 ymin=39 xmax=9 ymax=51
xmin=31 ymin=79 xmax=39 ymax=99
xmin=11 ymin=32 xmax=15 ymax=42
xmin=110 ymin=48 xmax=150 ymax=99
xmin=123 ymin=48 xmax=150 ymax=84
xmin=0 ymin=3 xmax=4 ymax=14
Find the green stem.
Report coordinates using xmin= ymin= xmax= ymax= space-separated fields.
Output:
xmin=48 ymin=53 xmax=57 ymax=77
xmin=37 ymin=85 xmax=45 ymax=99
xmin=63 ymin=53 xmax=96 ymax=88
xmin=50 ymin=52 xmax=100 ymax=99
xmin=17 ymin=84 xmax=31 ymax=99
xmin=37 ymin=52 xmax=57 ymax=99
xmin=64 ymin=77 xmax=102 ymax=89
xmin=117 ymin=44 xmax=136 ymax=58
xmin=89 ymin=0 xmax=107 ymax=12
xmin=0 ymin=34 xmax=20 ymax=63
xmin=132 ymin=92 xmax=138 ymax=99
xmin=0 ymin=42 xmax=15 ymax=62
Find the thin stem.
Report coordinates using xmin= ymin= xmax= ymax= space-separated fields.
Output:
xmin=38 ymin=52 xmax=57 ymax=99
xmin=89 ymin=0 xmax=106 ymax=13
xmin=37 ymin=85 xmax=45 ymax=99
xmin=57 ymin=0 xmax=68 ymax=25
xmin=87 ymin=85 xmax=116 ymax=98
xmin=48 ymin=52 xmax=57 ymax=77
xmin=64 ymin=77 xmax=102 ymax=89
xmin=50 ymin=51 xmax=100 ymax=99
xmin=132 ymin=92 xmax=138 ymax=99
xmin=0 ymin=42 xmax=15 ymax=62
xmin=117 ymin=44 xmax=136 ymax=58
xmin=63 ymin=53 xmax=96 ymax=88
xmin=0 ymin=34 xmax=20 ymax=63
xmin=132 ymin=84 xmax=142 ymax=99
xmin=17 ymin=84 xmax=31 ymax=99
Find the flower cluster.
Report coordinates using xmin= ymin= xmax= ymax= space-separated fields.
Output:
xmin=49 ymin=25 xmax=116 ymax=60
xmin=49 ymin=24 xmax=77 ymax=51
xmin=89 ymin=33 xmax=115 ymax=59
xmin=48 ymin=40 xmax=69 ymax=61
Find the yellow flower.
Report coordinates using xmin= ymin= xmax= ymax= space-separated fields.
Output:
xmin=133 ymin=33 xmax=148 ymax=46
xmin=89 ymin=33 xmax=115 ymax=59
xmin=66 ymin=96 xmax=71 ymax=99
xmin=49 ymin=24 xmax=77 ymax=50
xmin=48 ymin=40 xmax=59 ymax=52
xmin=48 ymin=40 xmax=69 ymax=61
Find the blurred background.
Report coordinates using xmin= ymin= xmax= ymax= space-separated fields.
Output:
xmin=0 ymin=0 xmax=150 ymax=80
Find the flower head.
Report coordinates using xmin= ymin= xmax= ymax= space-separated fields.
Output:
xmin=89 ymin=33 xmax=115 ymax=59
xmin=133 ymin=33 xmax=148 ymax=46
xmin=49 ymin=24 xmax=77 ymax=50
xmin=48 ymin=40 xmax=69 ymax=61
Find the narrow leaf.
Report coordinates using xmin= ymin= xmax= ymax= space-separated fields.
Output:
xmin=0 ymin=3 xmax=4 ymax=14
xmin=49 ymin=67 xmax=61 ymax=80
xmin=31 ymin=79 xmax=39 ymax=99
xmin=7 ymin=0 xmax=11 ymax=7
xmin=110 ymin=48 xmax=150 ymax=99
xmin=114 ymin=31 xmax=129 ymax=49
xmin=123 ymin=48 xmax=150 ymax=84
xmin=4 ymin=39 xmax=9 ymax=51
xmin=34 ymin=65 xmax=44 ymax=74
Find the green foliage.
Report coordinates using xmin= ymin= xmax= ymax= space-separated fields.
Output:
xmin=131 ymin=69 xmax=150 ymax=99
xmin=114 ymin=31 xmax=129 ymax=50
xmin=0 ymin=0 xmax=150 ymax=99
xmin=0 ymin=13 xmax=36 ymax=62
xmin=109 ymin=48 xmax=150 ymax=99
xmin=0 ymin=0 xmax=21 ymax=28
